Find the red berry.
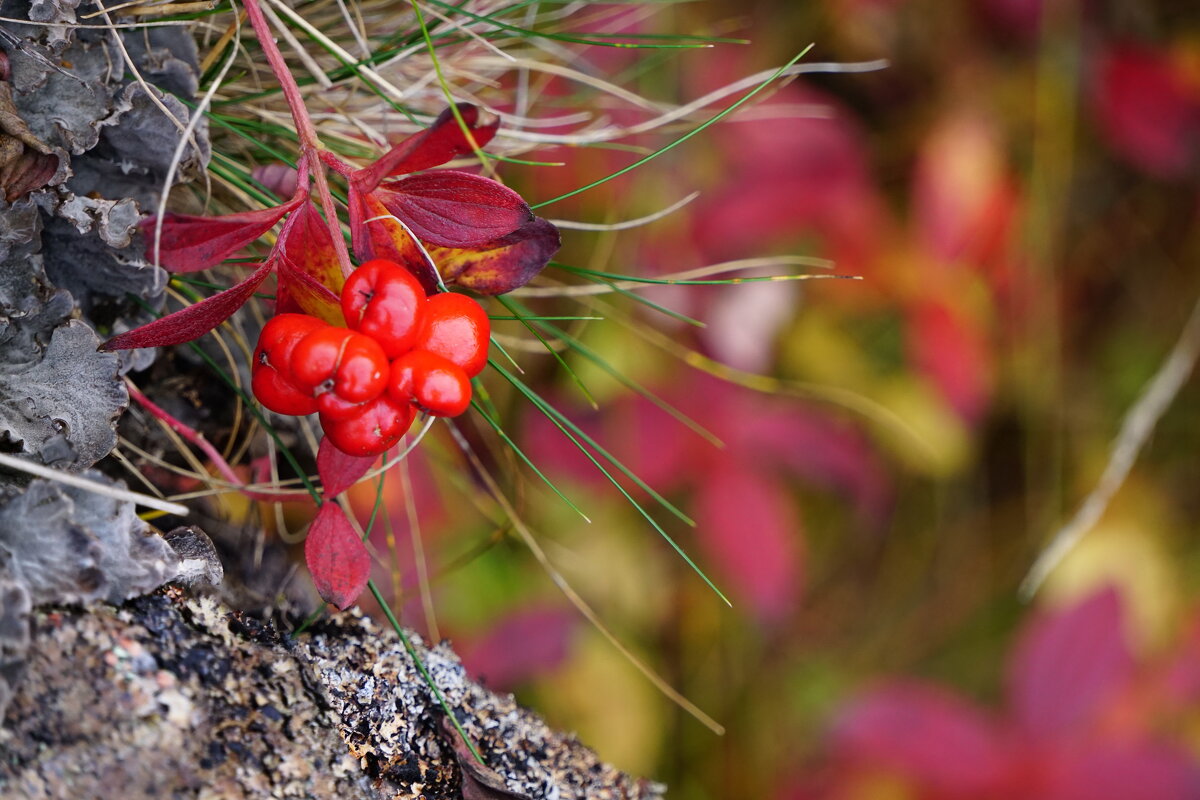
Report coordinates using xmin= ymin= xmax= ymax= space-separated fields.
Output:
xmin=315 ymin=391 xmax=365 ymax=421
xmin=252 ymin=313 xmax=326 ymax=415
xmin=256 ymin=314 xmax=326 ymax=375
xmin=414 ymin=292 xmax=490 ymax=378
xmin=388 ymin=350 xmax=472 ymax=417
xmin=342 ymin=259 xmax=427 ymax=359
xmin=289 ymin=327 xmax=388 ymax=403
xmin=252 ymin=365 xmax=318 ymax=416
xmin=320 ymin=394 xmax=415 ymax=456
xmin=335 ymin=335 xmax=389 ymax=402
xmin=289 ymin=326 xmax=354 ymax=389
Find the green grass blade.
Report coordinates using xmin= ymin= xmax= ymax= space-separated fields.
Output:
xmin=531 ymin=45 xmax=815 ymax=209
xmin=491 ymin=362 xmax=729 ymax=605
xmin=552 ymin=263 xmax=705 ymax=326
xmin=494 ymin=294 xmax=597 ymax=408
xmin=367 ymin=580 xmax=485 ymax=765
xmin=470 ymin=400 xmax=591 ymax=524
xmin=170 ymin=276 xmax=276 ymax=301
xmin=486 ymin=332 xmax=524 ymax=373
xmin=490 ymin=360 xmax=692 ymax=524
xmin=509 ymin=302 xmax=722 ymax=448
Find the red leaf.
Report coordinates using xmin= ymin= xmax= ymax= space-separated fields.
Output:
xmin=1 ymin=148 xmax=59 ymax=202
xmin=738 ymin=405 xmax=893 ymax=531
xmin=458 ymin=605 xmax=576 ymax=690
xmin=695 ymin=463 xmax=802 ymax=623
xmin=1092 ymin=44 xmax=1200 ymax=180
xmin=317 ymin=436 xmax=377 ymax=498
xmin=304 ymin=502 xmax=370 ymax=610
xmin=354 ymin=104 xmax=500 ymax=191
xmin=101 ymin=260 xmax=274 ymax=350
xmin=1045 ymin=742 xmax=1200 ymax=800
xmin=142 ymin=199 xmax=300 ymax=272
xmin=694 ymin=82 xmax=884 ymax=270
xmin=1007 ymin=586 xmax=1134 ymax=741
xmin=348 ymin=189 xmax=440 ymax=295
xmin=1162 ymin=613 xmax=1200 ymax=705
xmin=435 ymin=217 xmax=560 ymax=295
xmin=907 ymin=299 xmax=994 ymax=425
xmin=831 ymin=682 xmax=1008 ymax=795
xmin=375 ymin=171 xmax=532 ymax=248
xmin=911 ymin=112 xmax=1014 ymax=267
xmin=276 ymin=264 xmax=343 ymax=324
xmin=276 ymin=200 xmax=345 ymax=324
xmin=272 ymin=279 xmax=305 ymax=317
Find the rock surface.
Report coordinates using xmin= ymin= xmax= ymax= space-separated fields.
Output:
xmin=0 ymin=588 xmax=666 ymax=800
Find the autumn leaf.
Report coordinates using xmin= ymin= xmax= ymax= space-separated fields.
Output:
xmin=373 ymin=170 xmax=532 ymax=248
xmin=347 ymin=103 xmax=558 ymax=295
xmin=348 ymin=190 xmax=441 ymax=295
xmin=353 ymin=103 xmax=500 ymax=192
xmin=432 ymin=217 xmax=561 ymax=296
xmin=101 ymin=260 xmax=274 ymax=350
xmin=304 ymin=502 xmax=370 ymax=610
xmin=316 ymin=436 xmax=377 ymax=498
xmin=141 ymin=198 xmax=301 ymax=272
xmin=276 ymin=200 xmax=346 ymax=324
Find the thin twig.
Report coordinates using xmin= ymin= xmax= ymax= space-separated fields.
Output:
xmin=259 ymin=0 xmax=333 ymax=89
xmin=127 ymin=380 xmax=294 ymax=503
xmin=444 ymin=420 xmax=726 ymax=735
xmin=548 ymin=191 xmax=700 ymax=232
xmin=513 ymin=256 xmax=837 ymax=298
xmin=1021 ymin=294 xmax=1200 ymax=598
xmin=242 ymin=0 xmax=354 ymax=277
xmin=0 ymin=452 xmax=189 ymax=517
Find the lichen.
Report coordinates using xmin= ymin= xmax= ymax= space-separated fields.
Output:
xmin=0 ymin=590 xmax=666 ymax=800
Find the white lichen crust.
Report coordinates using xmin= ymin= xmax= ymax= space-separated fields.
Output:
xmin=0 ymin=589 xmax=666 ymax=800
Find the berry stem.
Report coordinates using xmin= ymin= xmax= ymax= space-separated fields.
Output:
xmin=127 ymin=380 xmax=295 ymax=503
xmin=242 ymin=0 xmax=354 ymax=278
xmin=319 ymin=149 xmax=354 ymax=175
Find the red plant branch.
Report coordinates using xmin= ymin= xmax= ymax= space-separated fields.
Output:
xmin=241 ymin=0 xmax=354 ymax=278
xmin=127 ymin=380 xmax=296 ymax=503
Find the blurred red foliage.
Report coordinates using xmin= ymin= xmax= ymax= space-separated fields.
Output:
xmin=793 ymin=589 xmax=1200 ymax=799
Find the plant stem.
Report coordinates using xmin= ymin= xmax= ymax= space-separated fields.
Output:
xmin=0 ymin=451 xmax=189 ymax=517
xmin=319 ymin=149 xmax=354 ymax=175
xmin=367 ymin=580 xmax=485 ymax=764
xmin=241 ymin=0 xmax=354 ymax=277
xmin=127 ymin=380 xmax=295 ymax=503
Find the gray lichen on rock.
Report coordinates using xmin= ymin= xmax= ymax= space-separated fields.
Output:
xmin=0 ymin=474 xmax=182 ymax=606
xmin=0 ymin=315 xmax=127 ymax=468
xmin=0 ymin=0 xmax=213 ymax=727
xmin=0 ymin=590 xmax=666 ymax=800
xmin=0 ymin=576 xmax=29 ymax=722
xmin=306 ymin=612 xmax=665 ymax=799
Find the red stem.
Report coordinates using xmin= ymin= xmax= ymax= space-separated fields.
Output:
xmin=319 ymin=149 xmax=353 ymax=175
xmin=127 ymin=380 xmax=297 ymax=504
xmin=242 ymin=0 xmax=354 ymax=277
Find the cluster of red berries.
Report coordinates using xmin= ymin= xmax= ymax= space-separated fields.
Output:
xmin=251 ymin=259 xmax=489 ymax=456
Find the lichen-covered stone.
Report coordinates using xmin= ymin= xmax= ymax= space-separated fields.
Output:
xmin=0 ymin=590 xmax=666 ymax=800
